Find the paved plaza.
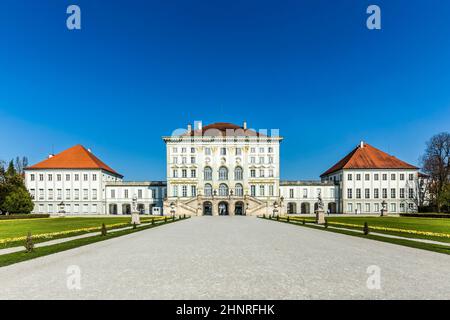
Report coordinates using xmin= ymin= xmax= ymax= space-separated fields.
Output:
xmin=1 ymin=216 xmax=449 ymax=299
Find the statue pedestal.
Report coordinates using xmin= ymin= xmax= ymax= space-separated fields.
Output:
xmin=315 ymin=210 xmax=325 ymax=224
xmin=131 ymin=212 xmax=141 ymax=225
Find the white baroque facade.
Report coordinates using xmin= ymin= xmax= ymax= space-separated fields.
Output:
xmin=163 ymin=121 xmax=283 ymax=216
xmin=24 ymin=123 xmax=422 ymax=216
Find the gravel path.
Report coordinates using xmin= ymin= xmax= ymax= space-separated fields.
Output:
xmin=0 ymin=216 xmax=449 ymax=300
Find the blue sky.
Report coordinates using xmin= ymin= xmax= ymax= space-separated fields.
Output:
xmin=1 ymin=0 xmax=449 ymax=180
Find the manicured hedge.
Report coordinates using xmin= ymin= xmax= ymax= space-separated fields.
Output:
xmin=0 ymin=214 xmax=50 ymax=220
xmin=399 ymin=213 xmax=450 ymax=218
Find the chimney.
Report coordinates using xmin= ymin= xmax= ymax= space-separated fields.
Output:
xmin=87 ymin=148 xmax=92 ymax=153
xmin=243 ymin=121 xmax=247 ymax=130
xmin=195 ymin=120 xmax=202 ymax=131
xmin=48 ymin=154 xmax=54 ymax=159
xmin=360 ymin=141 xmax=364 ymax=148
xmin=187 ymin=124 xmax=192 ymax=133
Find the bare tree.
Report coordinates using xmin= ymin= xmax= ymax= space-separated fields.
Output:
xmin=421 ymin=132 xmax=450 ymax=212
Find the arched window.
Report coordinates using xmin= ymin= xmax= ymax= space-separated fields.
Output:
xmin=234 ymin=166 xmax=243 ymax=180
xmin=204 ymin=167 xmax=212 ymax=181
xmin=235 ymin=183 xmax=243 ymax=197
xmin=204 ymin=183 xmax=213 ymax=197
xmin=219 ymin=183 xmax=229 ymax=196
xmin=219 ymin=166 xmax=228 ymax=180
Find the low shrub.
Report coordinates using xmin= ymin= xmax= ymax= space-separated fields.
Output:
xmin=101 ymin=223 xmax=107 ymax=236
xmin=363 ymin=222 xmax=370 ymax=235
xmin=0 ymin=214 xmax=50 ymax=220
xmin=25 ymin=232 xmax=34 ymax=253
xmin=399 ymin=213 xmax=450 ymax=218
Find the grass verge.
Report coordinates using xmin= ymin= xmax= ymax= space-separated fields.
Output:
xmin=260 ymin=216 xmax=450 ymax=255
xmin=0 ymin=217 xmax=189 ymax=268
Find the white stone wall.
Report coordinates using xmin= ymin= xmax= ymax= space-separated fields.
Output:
xmin=279 ymin=182 xmax=339 ymax=214
xmin=24 ymin=169 xmax=122 ymax=215
xmin=323 ymin=169 xmax=419 ymax=214
xmin=164 ymin=136 xmax=282 ymax=203
xmin=105 ymin=182 xmax=166 ymax=215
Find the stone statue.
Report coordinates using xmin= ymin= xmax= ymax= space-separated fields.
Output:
xmin=131 ymin=194 xmax=140 ymax=225
xmin=315 ymin=190 xmax=325 ymax=224
xmin=317 ymin=191 xmax=324 ymax=211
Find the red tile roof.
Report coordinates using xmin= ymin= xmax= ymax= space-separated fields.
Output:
xmin=26 ymin=145 xmax=122 ymax=177
xmin=185 ymin=122 xmax=266 ymax=137
xmin=320 ymin=142 xmax=418 ymax=177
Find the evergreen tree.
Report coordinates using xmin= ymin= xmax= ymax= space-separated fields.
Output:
xmin=3 ymin=187 xmax=34 ymax=213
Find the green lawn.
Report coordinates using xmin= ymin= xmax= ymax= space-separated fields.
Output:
xmin=0 ymin=216 xmax=165 ymax=248
xmin=323 ymin=216 xmax=450 ymax=243
xmin=0 ymin=217 xmax=187 ymax=267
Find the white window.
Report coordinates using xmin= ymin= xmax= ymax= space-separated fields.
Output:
xmin=219 ymin=184 xmax=228 ymax=196
xmin=124 ymin=189 xmax=129 ymax=198
xmin=83 ymin=174 xmax=88 ymax=181
xmin=66 ymin=174 xmax=70 ymax=181
xmin=251 ymin=147 xmax=255 ymax=153
xmin=250 ymin=185 xmax=256 ymax=197
xmin=39 ymin=189 xmax=44 ymax=200
xmin=204 ymin=184 xmax=212 ymax=197
xmin=92 ymin=204 xmax=98 ymax=213
xmin=330 ymin=188 xmax=335 ymax=198
xmin=182 ymin=185 xmax=187 ymax=197
xmin=182 ymin=157 xmax=187 ymax=164
xmin=48 ymin=204 xmax=54 ymax=213
xmin=220 ymin=148 xmax=227 ymax=155
xmin=374 ymin=203 xmax=379 ymax=212
xmin=356 ymin=188 xmax=361 ymax=199
xmin=347 ymin=174 xmax=352 ymax=181
xmin=74 ymin=204 xmax=80 ymax=213
xmin=48 ymin=189 xmax=53 ymax=200
xmin=268 ymin=147 xmax=273 ymax=153
xmin=391 ymin=188 xmax=396 ymax=198
xmin=191 ymin=185 xmax=196 ymax=197
xmin=382 ymin=188 xmax=387 ymax=198
xmin=172 ymin=147 xmax=178 ymax=153
xmin=250 ymin=169 xmax=256 ymax=178
xmin=235 ymin=183 xmax=243 ymax=196
xmin=259 ymin=157 xmax=264 ymax=164
xmin=400 ymin=203 xmax=405 ymax=212
xmin=83 ymin=204 xmax=89 ymax=213
xmin=347 ymin=189 xmax=352 ymax=199
xmin=205 ymin=148 xmax=211 ymax=155
xmin=400 ymin=173 xmax=405 ymax=180
xmin=39 ymin=174 xmax=44 ymax=181
xmin=191 ymin=169 xmax=196 ymax=178
xmin=75 ymin=174 xmax=79 ymax=181
xmin=390 ymin=203 xmax=396 ymax=212
xmin=269 ymin=169 xmax=274 ymax=177
xmin=259 ymin=147 xmax=264 ymax=153
xmin=182 ymin=169 xmax=187 ymax=178
xmin=236 ymin=148 xmax=242 ymax=156
xmin=173 ymin=185 xmax=178 ymax=197
xmin=191 ymin=147 xmax=195 ymax=153
xmin=138 ymin=189 xmax=143 ymax=199
xmin=303 ymin=188 xmax=308 ymax=198
xmin=391 ymin=173 xmax=396 ymax=180
xmin=181 ymin=147 xmax=186 ymax=153
xmin=365 ymin=188 xmax=370 ymax=199
xmin=400 ymin=188 xmax=405 ymax=198
xmin=234 ymin=167 xmax=243 ymax=180
xmin=409 ymin=173 xmax=414 ymax=180
xmin=57 ymin=189 xmax=62 ymax=200
xmin=374 ymin=188 xmax=379 ymax=199
xmin=259 ymin=185 xmax=265 ymax=196
xmin=39 ymin=204 xmax=44 ymax=213
xmin=365 ymin=203 xmax=370 ymax=212
xmin=30 ymin=174 xmax=35 ymax=181
xmin=250 ymin=157 xmax=255 ymax=164
xmin=219 ymin=167 xmax=228 ymax=180
xmin=173 ymin=170 xmax=178 ymax=178
xmin=289 ymin=189 xmax=294 ymax=198
xmin=191 ymin=157 xmax=196 ymax=164
xmin=93 ymin=174 xmax=97 ymax=181
xmin=48 ymin=174 xmax=53 ymax=181
xmin=259 ymin=169 xmax=264 ymax=177
xmin=269 ymin=185 xmax=274 ymax=196
xmin=204 ymin=167 xmax=212 ymax=180
xmin=92 ymin=189 xmax=97 ymax=200
xmin=374 ymin=173 xmax=379 ymax=181
xmin=172 ymin=157 xmax=178 ymax=164
xmin=356 ymin=174 xmax=361 ymax=181
xmin=347 ymin=203 xmax=353 ymax=213
xmin=365 ymin=174 xmax=370 ymax=181
xmin=83 ymin=189 xmax=88 ymax=200
xmin=110 ymin=189 xmax=115 ymax=199
xmin=30 ymin=189 xmax=35 ymax=199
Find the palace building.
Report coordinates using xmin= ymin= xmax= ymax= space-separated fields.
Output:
xmin=24 ymin=121 xmax=422 ymax=216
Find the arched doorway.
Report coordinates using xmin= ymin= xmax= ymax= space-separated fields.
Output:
xmin=203 ymin=201 xmax=213 ymax=215
xmin=328 ymin=202 xmax=337 ymax=214
xmin=122 ymin=204 xmax=131 ymax=215
xmin=287 ymin=202 xmax=297 ymax=214
xmin=109 ymin=204 xmax=117 ymax=215
xmin=218 ymin=201 xmax=229 ymax=215
xmin=235 ymin=201 xmax=244 ymax=215
xmin=301 ymin=202 xmax=310 ymax=214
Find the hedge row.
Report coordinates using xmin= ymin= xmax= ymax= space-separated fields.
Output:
xmin=399 ymin=213 xmax=450 ymax=219
xmin=0 ymin=214 xmax=50 ymax=220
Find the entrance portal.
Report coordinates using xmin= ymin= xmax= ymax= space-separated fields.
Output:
xmin=234 ymin=201 xmax=244 ymax=215
xmin=218 ymin=201 xmax=229 ymax=215
xmin=203 ymin=201 xmax=213 ymax=215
